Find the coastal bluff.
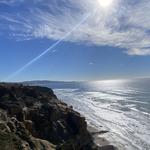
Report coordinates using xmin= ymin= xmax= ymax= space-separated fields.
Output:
xmin=0 ymin=83 xmax=115 ymax=150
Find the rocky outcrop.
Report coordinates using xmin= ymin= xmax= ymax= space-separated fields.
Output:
xmin=0 ymin=83 xmax=100 ymax=150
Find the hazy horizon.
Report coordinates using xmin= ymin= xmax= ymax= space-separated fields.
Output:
xmin=1 ymin=74 xmax=150 ymax=83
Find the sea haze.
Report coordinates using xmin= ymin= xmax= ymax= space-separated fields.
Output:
xmin=25 ymin=78 xmax=150 ymax=150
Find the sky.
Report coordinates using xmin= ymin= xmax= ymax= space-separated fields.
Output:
xmin=0 ymin=0 xmax=150 ymax=82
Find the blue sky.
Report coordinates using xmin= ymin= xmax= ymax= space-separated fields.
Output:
xmin=0 ymin=0 xmax=150 ymax=81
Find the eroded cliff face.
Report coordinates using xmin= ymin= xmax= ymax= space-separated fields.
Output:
xmin=0 ymin=83 xmax=98 ymax=150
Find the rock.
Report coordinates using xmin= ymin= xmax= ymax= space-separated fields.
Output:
xmin=7 ymin=120 xmax=16 ymax=132
xmin=0 ymin=83 xmax=98 ymax=150
xmin=99 ymin=145 xmax=116 ymax=150
xmin=0 ymin=122 xmax=11 ymax=133
xmin=0 ymin=110 xmax=7 ymax=121
xmin=24 ymin=120 xmax=33 ymax=133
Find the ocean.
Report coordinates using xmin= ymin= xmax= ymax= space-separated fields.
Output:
xmin=28 ymin=78 xmax=150 ymax=150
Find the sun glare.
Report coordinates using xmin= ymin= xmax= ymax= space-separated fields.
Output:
xmin=98 ymin=0 xmax=113 ymax=8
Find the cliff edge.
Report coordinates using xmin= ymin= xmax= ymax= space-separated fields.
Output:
xmin=0 ymin=83 xmax=115 ymax=150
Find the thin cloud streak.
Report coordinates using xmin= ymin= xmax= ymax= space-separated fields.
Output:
xmin=4 ymin=13 xmax=90 ymax=81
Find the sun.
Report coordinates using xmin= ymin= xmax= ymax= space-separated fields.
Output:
xmin=98 ymin=0 xmax=113 ymax=8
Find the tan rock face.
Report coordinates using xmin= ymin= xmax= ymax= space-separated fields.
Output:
xmin=0 ymin=83 xmax=98 ymax=150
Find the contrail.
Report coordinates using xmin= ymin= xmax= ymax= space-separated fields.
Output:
xmin=4 ymin=13 xmax=90 ymax=81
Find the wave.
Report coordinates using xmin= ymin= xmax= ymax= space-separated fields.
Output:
xmin=54 ymin=87 xmax=150 ymax=150
xmin=28 ymin=78 xmax=150 ymax=150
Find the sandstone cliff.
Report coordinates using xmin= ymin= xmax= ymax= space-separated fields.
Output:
xmin=0 ymin=83 xmax=101 ymax=150
xmin=0 ymin=83 xmax=116 ymax=150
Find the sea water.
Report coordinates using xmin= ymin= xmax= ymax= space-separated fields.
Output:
xmin=33 ymin=78 xmax=150 ymax=150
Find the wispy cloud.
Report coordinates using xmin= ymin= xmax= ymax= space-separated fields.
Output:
xmin=0 ymin=0 xmax=24 ymax=5
xmin=125 ymin=48 xmax=150 ymax=56
xmin=0 ymin=0 xmax=150 ymax=55
xmin=89 ymin=62 xmax=94 ymax=65
xmin=51 ymin=49 xmax=57 ymax=53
